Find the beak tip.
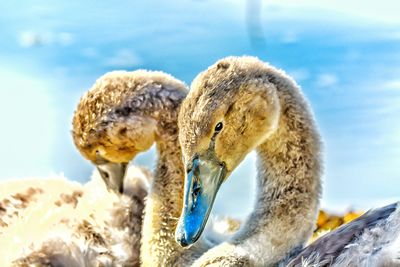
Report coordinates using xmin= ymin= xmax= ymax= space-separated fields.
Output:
xmin=175 ymin=228 xmax=192 ymax=248
xmin=175 ymin=218 xmax=203 ymax=247
xmin=175 ymin=236 xmax=188 ymax=247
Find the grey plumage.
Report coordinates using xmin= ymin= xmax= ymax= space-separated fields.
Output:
xmin=287 ymin=203 xmax=400 ymax=266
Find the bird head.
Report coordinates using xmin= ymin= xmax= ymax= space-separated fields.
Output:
xmin=72 ymin=70 xmax=187 ymax=194
xmin=175 ymin=57 xmax=281 ymax=246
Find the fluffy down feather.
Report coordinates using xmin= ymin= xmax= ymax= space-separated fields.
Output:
xmin=0 ymin=165 xmax=150 ymax=267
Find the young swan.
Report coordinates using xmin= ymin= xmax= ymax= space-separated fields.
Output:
xmin=176 ymin=56 xmax=321 ymax=266
xmin=73 ymin=70 xmax=209 ymax=266
xmin=176 ymin=56 xmax=400 ymax=266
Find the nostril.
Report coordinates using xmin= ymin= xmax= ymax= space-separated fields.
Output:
xmin=193 ymin=181 xmax=201 ymax=196
xmin=190 ymin=181 xmax=201 ymax=212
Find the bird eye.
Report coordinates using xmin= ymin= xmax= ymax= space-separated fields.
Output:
xmin=214 ymin=122 xmax=223 ymax=133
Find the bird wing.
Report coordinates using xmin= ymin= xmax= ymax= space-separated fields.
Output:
xmin=286 ymin=202 xmax=398 ymax=267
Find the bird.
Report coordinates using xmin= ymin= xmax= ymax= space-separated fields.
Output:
xmin=1 ymin=70 xmax=174 ymax=266
xmin=1 ymin=165 xmax=150 ymax=267
xmin=72 ymin=70 xmax=212 ymax=266
xmin=175 ymin=56 xmax=400 ymax=266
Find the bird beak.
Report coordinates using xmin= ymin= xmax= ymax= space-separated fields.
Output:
xmin=175 ymin=156 xmax=227 ymax=247
xmin=96 ymin=162 xmax=128 ymax=194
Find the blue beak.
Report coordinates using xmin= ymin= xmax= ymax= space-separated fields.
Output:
xmin=96 ymin=162 xmax=128 ymax=194
xmin=175 ymin=157 xmax=226 ymax=247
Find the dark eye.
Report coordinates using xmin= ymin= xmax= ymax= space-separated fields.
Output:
xmin=214 ymin=122 xmax=223 ymax=133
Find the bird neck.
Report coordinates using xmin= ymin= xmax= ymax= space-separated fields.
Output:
xmin=234 ymin=79 xmax=322 ymax=266
xmin=141 ymin=125 xmax=208 ymax=266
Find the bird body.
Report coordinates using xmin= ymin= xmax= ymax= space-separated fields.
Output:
xmin=4 ymin=70 xmax=187 ymax=266
xmin=288 ymin=202 xmax=400 ymax=266
xmin=177 ymin=56 xmax=321 ymax=266
xmin=176 ymin=56 xmax=400 ymax=266
xmin=0 ymin=165 xmax=150 ymax=267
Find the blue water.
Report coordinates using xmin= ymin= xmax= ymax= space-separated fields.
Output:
xmin=0 ymin=0 xmax=399 ymax=217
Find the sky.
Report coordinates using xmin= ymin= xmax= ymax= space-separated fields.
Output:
xmin=0 ymin=0 xmax=399 ymax=217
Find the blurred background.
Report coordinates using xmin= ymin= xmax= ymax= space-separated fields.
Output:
xmin=0 ymin=0 xmax=399 ymax=218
